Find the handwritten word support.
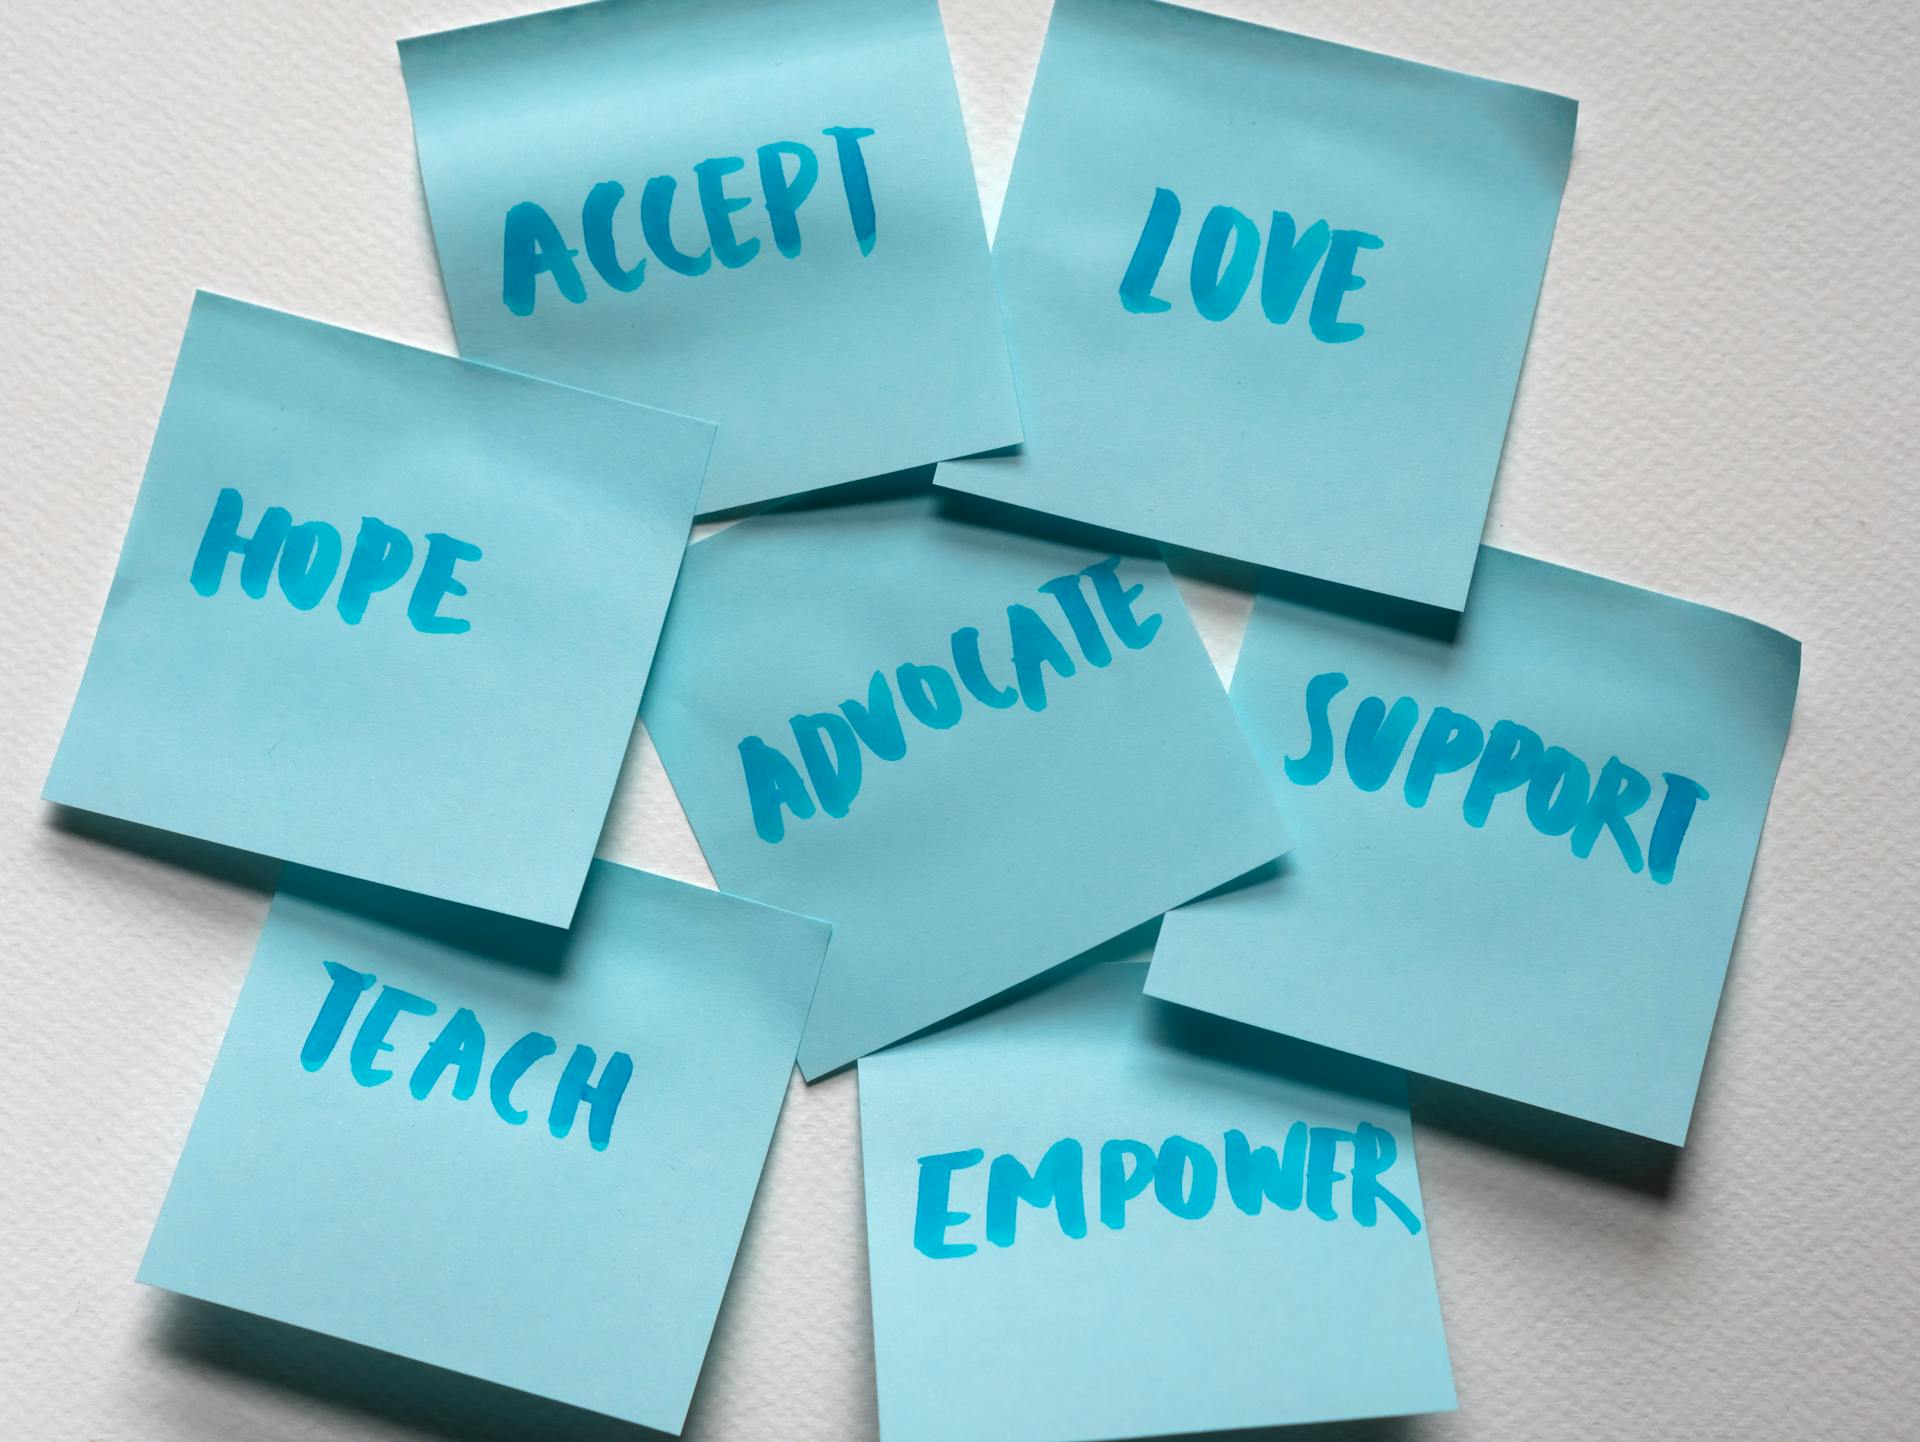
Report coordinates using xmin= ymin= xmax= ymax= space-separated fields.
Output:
xmin=738 ymin=554 xmax=1163 ymax=843
xmin=1118 ymin=187 xmax=1384 ymax=338
xmin=1284 ymin=671 xmax=1709 ymax=883
xmin=504 ymin=127 xmax=878 ymax=316
xmin=191 ymin=487 xmax=483 ymax=634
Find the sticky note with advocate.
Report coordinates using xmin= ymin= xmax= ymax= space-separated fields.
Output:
xmin=938 ymin=0 xmax=1576 ymax=610
xmin=140 ymin=861 xmax=828 ymax=1434
xmin=1149 ymin=549 xmax=1800 ymax=1144
xmin=640 ymin=487 xmax=1290 ymax=1079
xmin=399 ymin=0 xmax=1020 ymax=517
xmin=43 ymin=293 xmax=712 ymax=925
xmin=859 ymin=952 xmax=1455 ymax=1442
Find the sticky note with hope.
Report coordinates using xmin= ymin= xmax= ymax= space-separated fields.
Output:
xmin=640 ymin=487 xmax=1291 ymax=1079
xmin=43 ymin=293 xmax=712 ymax=926
xmin=859 ymin=951 xmax=1455 ymax=1442
xmin=1149 ymin=549 xmax=1801 ymax=1143
xmin=140 ymin=861 xmax=828 ymax=1434
xmin=399 ymin=0 xmax=1020 ymax=517
xmin=938 ymin=0 xmax=1577 ymax=610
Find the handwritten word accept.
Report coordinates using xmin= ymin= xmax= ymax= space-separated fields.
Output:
xmin=504 ymin=127 xmax=878 ymax=316
xmin=739 ymin=556 xmax=1163 ymax=843
xmin=913 ymin=1121 xmax=1420 ymax=1259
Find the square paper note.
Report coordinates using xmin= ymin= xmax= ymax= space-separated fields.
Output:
xmin=940 ymin=0 xmax=1577 ymax=609
xmin=140 ymin=861 xmax=829 ymax=1434
xmin=400 ymin=0 xmax=1020 ymax=515
xmin=1150 ymin=549 xmax=1800 ymax=1143
xmin=641 ymin=486 xmax=1290 ymax=1079
xmin=860 ymin=951 xmax=1455 ymax=1442
xmin=44 ymin=292 xmax=712 ymax=926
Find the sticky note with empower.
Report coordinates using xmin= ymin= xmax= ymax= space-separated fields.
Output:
xmin=640 ymin=487 xmax=1290 ymax=1078
xmin=939 ymin=0 xmax=1576 ymax=609
xmin=859 ymin=952 xmax=1455 ymax=1442
xmin=1150 ymin=548 xmax=1800 ymax=1143
xmin=400 ymin=0 xmax=1019 ymax=516
xmin=140 ymin=861 xmax=828 ymax=1434
xmin=43 ymin=292 xmax=712 ymax=925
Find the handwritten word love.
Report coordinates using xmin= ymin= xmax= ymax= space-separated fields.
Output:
xmin=738 ymin=556 xmax=1164 ymax=843
xmin=1285 ymin=672 xmax=1709 ymax=884
xmin=1118 ymin=187 xmax=1383 ymax=340
xmin=299 ymin=961 xmax=633 ymax=1151
xmin=190 ymin=488 xmax=482 ymax=634
xmin=912 ymin=1122 xmax=1420 ymax=1259
xmin=503 ymin=126 xmax=879 ymax=316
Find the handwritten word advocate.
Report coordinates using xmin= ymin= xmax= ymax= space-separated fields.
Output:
xmin=1118 ymin=187 xmax=1383 ymax=339
xmin=191 ymin=488 xmax=483 ymax=634
xmin=739 ymin=556 xmax=1164 ymax=843
xmin=503 ymin=127 xmax=880 ymax=317
xmin=912 ymin=1122 xmax=1421 ymax=1259
xmin=1286 ymin=673 xmax=1710 ymax=883
xmin=299 ymin=962 xmax=634 ymax=1151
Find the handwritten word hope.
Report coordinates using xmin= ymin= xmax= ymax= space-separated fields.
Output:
xmin=503 ymin=126 xmax=879 ymax=317
xmin=1286 ymin=672 xmax=1710 ymax=884
xmin=190 ymin=488 xmax=482 ymax=634
xmin=1118 ymin=187 xmax=1383 ymax=340
xmin=738 ymin=556 xmax=1163 ymax=843
xmin=913 ymin=1122 xmax=1420 ymax=1259
xmin=299 ymin=961 xmax=634 ymax=1150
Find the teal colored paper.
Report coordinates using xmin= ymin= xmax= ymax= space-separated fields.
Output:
xmin=399 ymin=0 xmax=1020 ymax=516
xmin=640 ymin=487 xmax=1290 ymax=1079
xmin=1149 ymin=548 xmax=1801 ymax=1144
xmin=939 ymin=0 xmax=1576 ymax=609
xmin=139 ymin=861 xmax=829 ymax=1434
xmin=859 ymin=953 xmax=1455 ymax=1442
xmin=43 ymin=293 xmax=712 ymax=926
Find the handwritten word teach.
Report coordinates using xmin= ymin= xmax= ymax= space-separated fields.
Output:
xmin=504 ymin=126 xmax=879 ymax=317
xmin=1118 ymin=186 xmax=1383 ymax=340
xmin=912 ymin=1122 xmax=1420 ymax=1258
xmin=738 ymin=556 xmax=1163 ymax=844
xmin=299 ymin=961 xmax=633 ymax=1150
xmin=190 ymin=488 xmax=482 ymax=634
xmin=1285 ymin=672 xmax=1709 ymax=884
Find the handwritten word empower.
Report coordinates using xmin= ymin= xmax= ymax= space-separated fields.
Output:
xmin=191 ymin=488 xmax=483 ymax=634
xmin=1285 ymin=672 xmax=1709 ymax=883
xmin=913 ymin=1123 xmax=1420 ymax=1259
xmin=299 ymin=962 xmax=634 ymax=1150
xmin=739 ymin=556 xmax=1164 ymax=843
xmin=503 ymin=127 xmax=879 ymax=316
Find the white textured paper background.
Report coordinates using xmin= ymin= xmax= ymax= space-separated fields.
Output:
xmin=2 ymin=1 xmax=1914 ymax=1438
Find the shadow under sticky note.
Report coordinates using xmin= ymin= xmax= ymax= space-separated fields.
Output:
xmin=138 ymin=861 xmax=829 ymax=1435
xmin=399 ymin=0 xmax=1021 ymax=516
xmin=1148 ymin=547 xmax=1801 ymax=1145
xmin=858 ymin=954 xmax=1455 ymax=1442
xmin=639 ymin=485 xmax=1291 ymax=1079
xmin=938 ymin=0 xmax=1577 ymax=610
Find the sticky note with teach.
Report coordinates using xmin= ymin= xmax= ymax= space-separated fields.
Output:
xmin=399 ymin=0 xmax=1020 ymax=516
xmin=640 ymin=487 xmax=1291 ymax=1079
xmin=859 ymin=952 xmax=1455 ymax=1441
xmin=1149 ymin=549 xmax=1800 ymax=1144
xmin=140 ymin=861 xmax=829 ymax=1434
xmin=43 ymin=293 xmax=712 ymax=926
xmin=938 ymin=0 xmax=1577 ymax=610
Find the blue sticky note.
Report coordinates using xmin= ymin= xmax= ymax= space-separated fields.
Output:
xmin=859 ymin=950 xmax=1455 ymax=1441
xmin=43 ymin=293 xmax=712 ymax=926
xmin=938 ymin=0 xmax=1577 ymax=610
xmin=640 ymin=486 xmax=1290 ymax=1079
xmin=1149 ymin=548 xmax=1801 ymax=1144
xmin=399 ymin=0 xmax=1021 ymax=516
xmin=139 ymin=861 xmax=829 ymax=1434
